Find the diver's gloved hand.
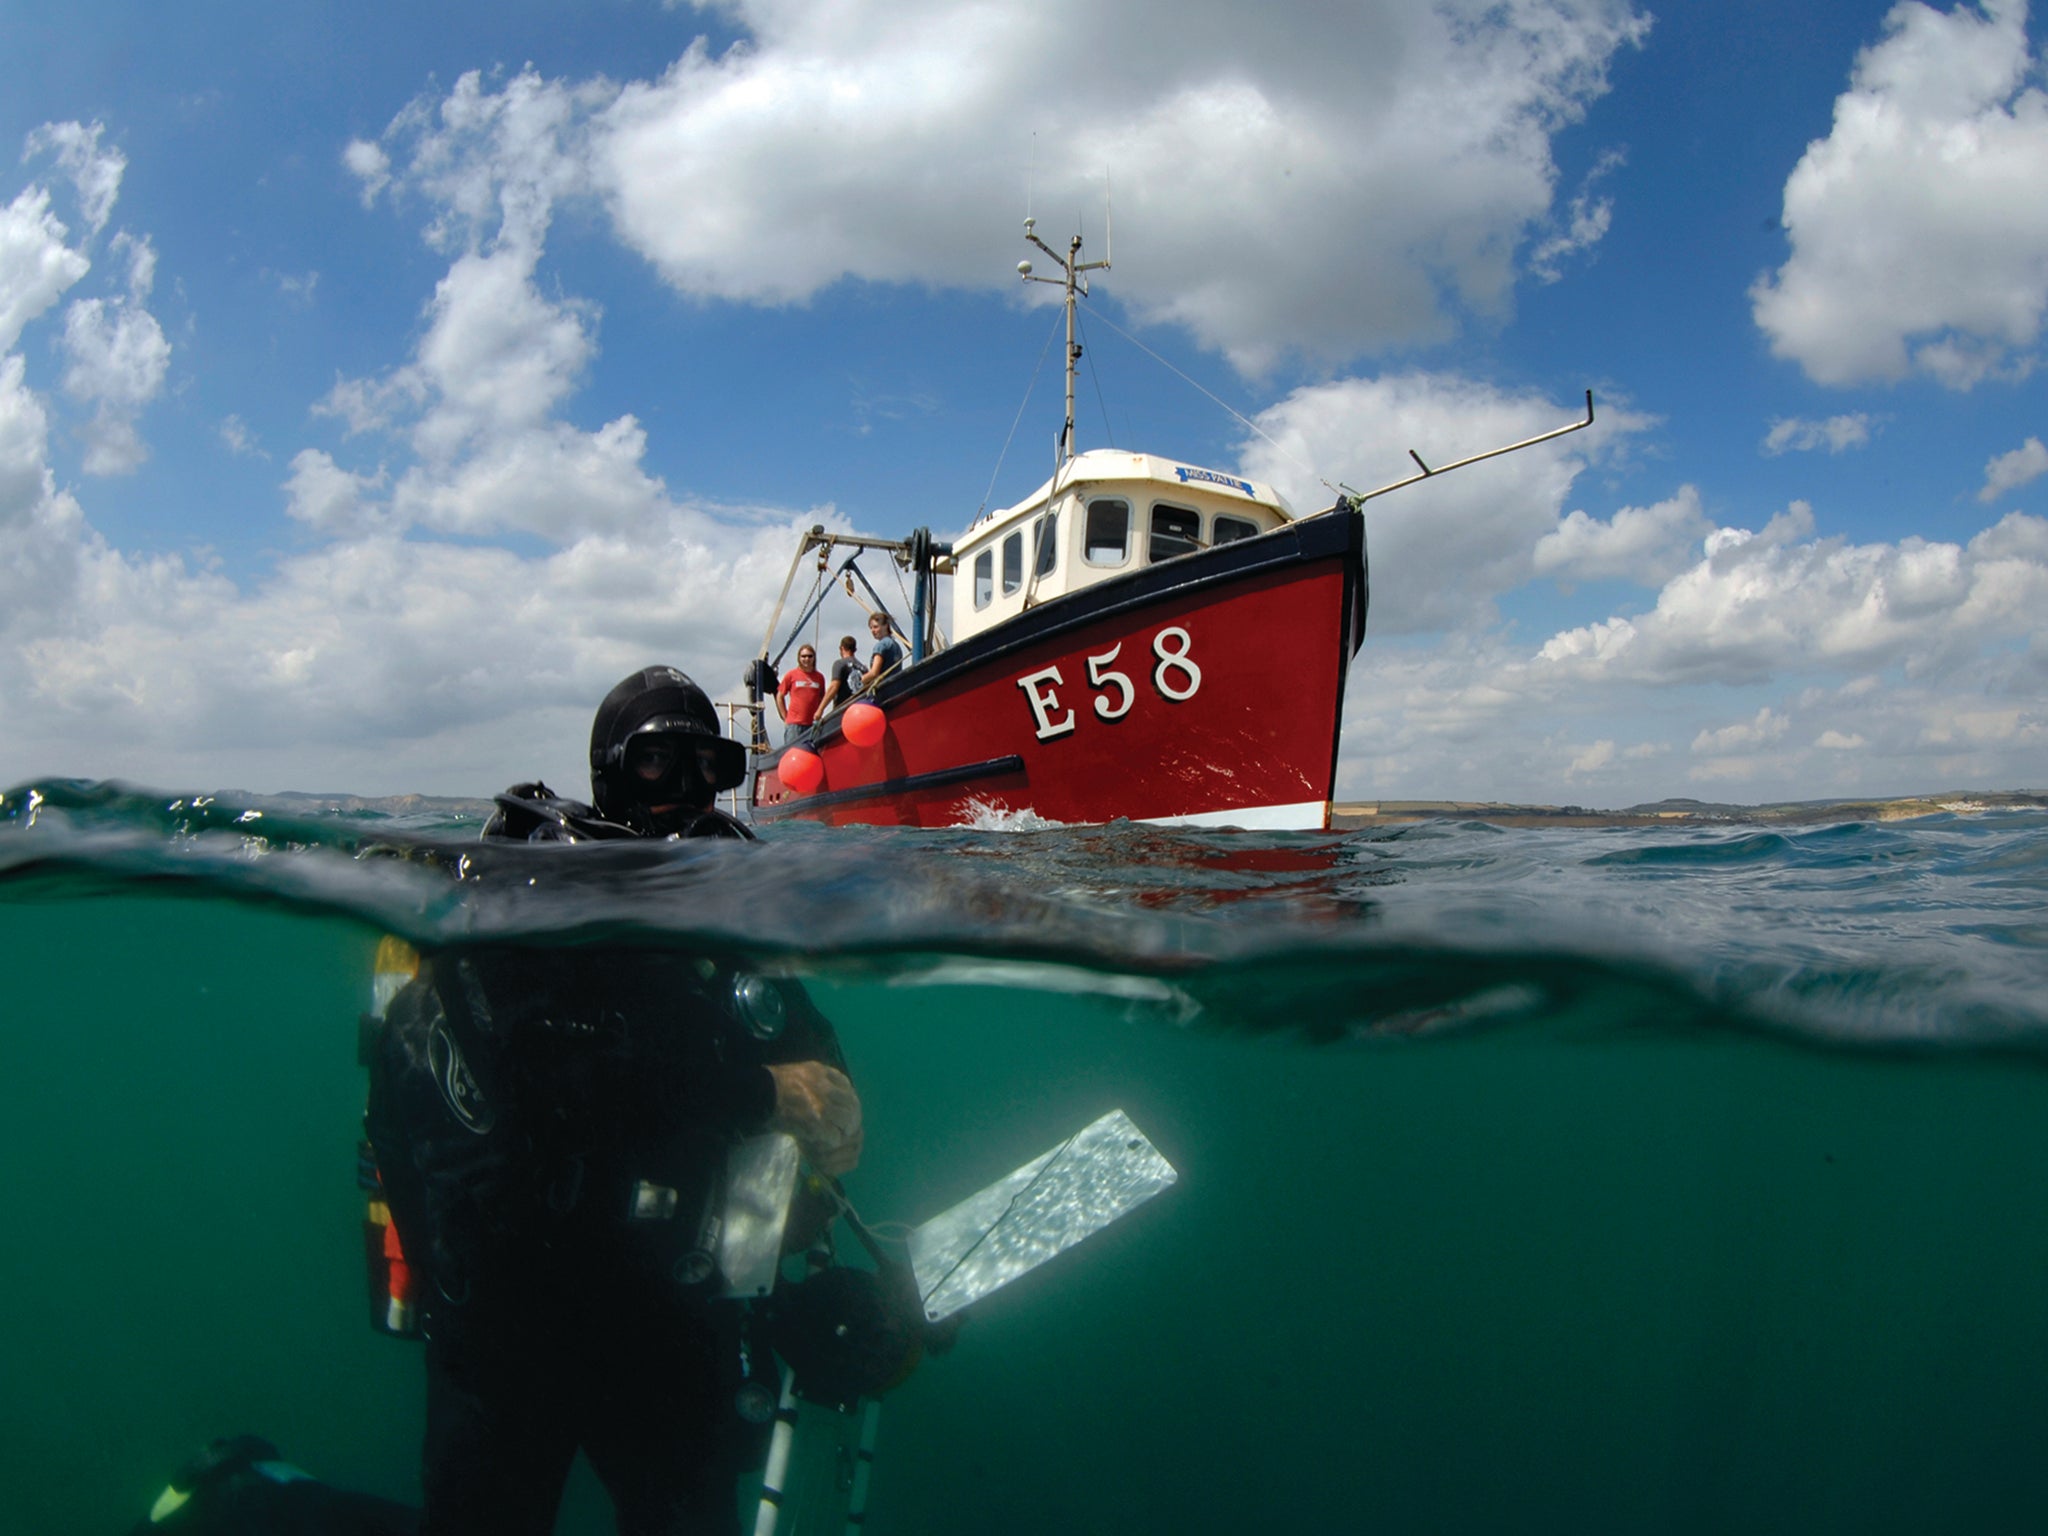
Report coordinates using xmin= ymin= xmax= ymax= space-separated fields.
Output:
xmin=768 ymin=1061 xmax=864 ymax=1175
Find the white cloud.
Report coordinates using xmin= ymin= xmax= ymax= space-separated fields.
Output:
xmin=407 ymin=244 xmax=596 ymax=461
xmin=0 ymin=61 xmax=862 ymax=794
xmin=7 ymin=514 xmax=811 ymax=788
xmin=0 ymin=184 xmax=90 ymax=353
xmin=5 ymin=349 xmax=828 ymax=792
xmin=1333 ymin=611 xmax=2048 ymax=805
xmin=269 ymin=269 xmax=319 ymax=303
xmin=3 ymin=132 xmax=166 ymax=478
xmin=1534 ymin=486 xmax=1713 ymax=585
xmin=1751 ymin=0 xmax=2048 ymax=389
xmin=1531 ymin=501 xmax=2046 ymax=687
xmin=1693 ymin=706 xmax=1791 ymax=756
xmin=315 ymin=371 xmax=427 ymax=438
xmin=381 ymin=68 xmax=612 ymax=256
xmin=0 ymin=90 xmax=835 ymax=795
xmin=0 ymin=354 xmax=90 ymax=638
xmin=1529 ymin=148 xmax=1626 ymax=283
xmin=1980 ymin=434 xmax=2048 ymax=501
xmin=58 ymin=234 xmax=169 ymax=475
xmin=344 ymin=139 xmax=392 ymax=206
xmin=220 ymin=415 xmax=266 ymax=459
xmin=1319 ymin=494 xmax=2048 ymax=804
xmin=312 ymin=230 xmax=672 ymax=542
xmin=353 ymin=3 xmax=1650 ymax=374
xmin=1761 ymin=413 xmax=1876 ymax=455
xmin=21 ymin=119 xmax=125 ymax=236
xmin=1567 ymin=738 xmax=1616 ymax=776
xmin=309 ymin=108 xmax=682 ymax=543
xmin=284 ymin=449 xmax=387 ymax=533
xmin=0 ymin=485 xmax=845 ymax=795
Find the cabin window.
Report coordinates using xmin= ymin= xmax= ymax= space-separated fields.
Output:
xmin=1034 ymin=510 xmax=1060 ymax=576
xmin=1214 ymin=514 xmax=1261 ymax=545
xmin=1149 ymin=503 xmax=1203 ymax=563
xmin=1084 ymin=498 xmax=1131 ymax=566
xmin=1001 ymin=530 xmax=1024 ymax=595
xmin=973 ymin=548 xmax=993 ymax=609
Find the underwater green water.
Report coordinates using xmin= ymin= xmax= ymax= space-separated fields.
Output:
xmin=6 ymin=890 xmax=2048 ymax=1533
xmin=6 ymin=787 xmax=2048 ymax=1532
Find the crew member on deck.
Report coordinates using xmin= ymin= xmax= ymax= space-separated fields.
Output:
xmin=860 ymin=612 xmax=904 ymax=695
xmin=820 ymin=635 xmax=860 ymax=715
xmin=775 ymin=646 xmax=825 ymax=743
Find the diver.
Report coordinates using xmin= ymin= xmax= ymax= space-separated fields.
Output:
xmin=130 ymin=669 xmax=1175 ymax=1536
xmin=362 ymin=666 xmax=864 ymax=1535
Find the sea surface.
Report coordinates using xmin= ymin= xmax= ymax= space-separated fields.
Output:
xmin=4 ymin=778 xmax=2048 ymax=1535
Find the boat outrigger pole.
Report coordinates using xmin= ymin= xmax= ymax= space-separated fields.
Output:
xmin=1017 ymin=217 xmax=1109 ymax=467
xmin=1335 ymin=390 xmax=1597 ymax=509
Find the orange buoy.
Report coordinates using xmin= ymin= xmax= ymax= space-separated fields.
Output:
xmin=780 ymin=747 xmax=824 ymax=795
xmin=843 ymin=702 xmax=887 ymax=748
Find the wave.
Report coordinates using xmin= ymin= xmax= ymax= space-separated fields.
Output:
xmin=6 ymin=779 xmax=2048 ymax=1055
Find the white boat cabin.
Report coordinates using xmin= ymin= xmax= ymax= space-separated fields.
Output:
xmin=946 ymin=449 xmax=1297 ymax=645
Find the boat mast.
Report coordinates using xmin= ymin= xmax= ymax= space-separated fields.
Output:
xmin=1018 ymin=217 xmax=1109 ymax=467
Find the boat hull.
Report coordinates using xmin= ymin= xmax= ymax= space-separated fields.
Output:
xmin=750 ymin=506 xmax=1367 ymax=830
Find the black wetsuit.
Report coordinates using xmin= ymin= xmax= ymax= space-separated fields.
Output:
xmin=364 ymin=803 xmax=849 ymax=1536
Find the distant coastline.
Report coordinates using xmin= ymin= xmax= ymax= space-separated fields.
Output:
xmin=1331 ymin=790 xmax=2047 ymax=830
xmin=234 ymin=787 xmax=2048 ymax=831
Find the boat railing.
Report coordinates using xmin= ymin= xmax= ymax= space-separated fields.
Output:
xmin=718 ymin=700 xmax=766 ymax=819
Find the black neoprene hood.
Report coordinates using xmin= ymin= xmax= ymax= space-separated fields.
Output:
xmin=588 ymin=667 xmax=748 ymax=820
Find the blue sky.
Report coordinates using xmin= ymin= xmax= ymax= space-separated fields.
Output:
xmin=2 ymin=0 xmax=2044 ymax=806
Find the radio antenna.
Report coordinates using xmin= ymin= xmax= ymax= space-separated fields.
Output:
xmin=1016 ymin=217 xmax=1110 ymax=467
xmin=1104 ymin=172 xmax=1112 ymax=268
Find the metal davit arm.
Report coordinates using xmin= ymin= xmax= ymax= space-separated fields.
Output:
xmin=755 ymin=527 xmax=953 ymax=679
xmin=755 ymin=527 xmax=832 ymax=669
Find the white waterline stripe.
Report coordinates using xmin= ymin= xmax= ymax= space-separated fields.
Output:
xmin=1139 ymin=799 xmax=1328 ymax=831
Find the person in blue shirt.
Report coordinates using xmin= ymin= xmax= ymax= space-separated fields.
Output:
xmin=860 ymin=612 xmax=904 ymax=694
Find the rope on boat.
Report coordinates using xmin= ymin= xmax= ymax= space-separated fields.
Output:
xmin=1083 ymin=306 xmax=1330 ymax=494
xmin=1076 ymin=307 xmax=1116 ymax=450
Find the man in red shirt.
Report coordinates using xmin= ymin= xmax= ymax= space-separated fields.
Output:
xmin=775 ymin=645 xmax=826 ymax=743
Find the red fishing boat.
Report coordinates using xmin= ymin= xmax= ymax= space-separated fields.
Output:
xmin=742 ymin=224 xmax=1590 ymax=831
